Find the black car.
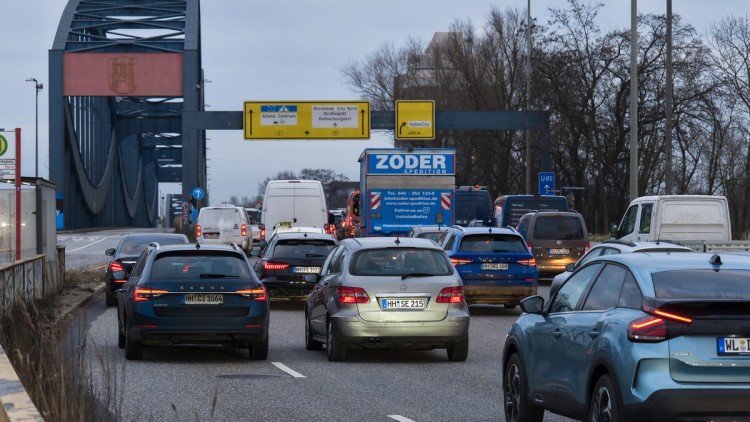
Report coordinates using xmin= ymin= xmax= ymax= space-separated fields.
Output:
xmin=105 ymin=233 xmax=189 ymax=306
xmin=114 ymin=242 xmax=269 ymax=360
xmin=254 ymin=231 xmax=337 ymax=298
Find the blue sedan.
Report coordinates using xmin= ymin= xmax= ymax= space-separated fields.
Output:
xmin=503 ymin=252 xmax=750 ymax=421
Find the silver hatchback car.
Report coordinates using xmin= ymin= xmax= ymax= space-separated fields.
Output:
xmin=304 ymin=237 xmax=470 ymax=362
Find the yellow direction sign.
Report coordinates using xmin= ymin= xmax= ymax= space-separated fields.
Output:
xmin=395 ymin=100 xmax=435 ymax=140
xmin=244 ymin=101 xmax=370 ymax=140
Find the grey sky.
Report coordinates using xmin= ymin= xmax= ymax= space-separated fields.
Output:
xmin=0 ymin=0 xmax=743 ymax=205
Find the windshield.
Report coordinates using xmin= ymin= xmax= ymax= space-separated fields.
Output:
xmin=271 ymin=239 xmax=336 ymax=259
xmin=532 ymin=216 xmax=584 ymax=240
xmin=417 ymin=232 xmax=444 ymax=242
xmin=458 ymin=234 xmax=528 ymax=253
xmin=351 ymin=248 xmax=453 ymax=276
xmin=200 ymin=208 xmax=242 ymax=226
xmin=151 ymin=252 xmax=251 ymax=279
xmin=456 ymin=193 xmax=492 ymax=224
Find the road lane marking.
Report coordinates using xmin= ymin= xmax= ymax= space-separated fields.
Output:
xmin=388 ymin=416 xmax=415 ymax=422
xmin=271 ymin=362 xmax=305 ymax=378
xmin=67 ymin=236 xmax=114 ymax=252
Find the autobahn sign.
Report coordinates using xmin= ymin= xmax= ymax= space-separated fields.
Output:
xmin=538 ymin=172 xmax=555 ymax=196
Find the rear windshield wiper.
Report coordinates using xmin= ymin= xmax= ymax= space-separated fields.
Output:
xmin=199 ymin=273 xmax=239 ymax=278
xmin=401 ymin=272 xmax=434 ymax=279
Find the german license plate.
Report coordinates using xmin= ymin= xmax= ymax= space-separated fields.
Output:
xmin=204 ymin=233 xmax=220 ymax=239
xmin=381 ymin=299 xmax=424 ymax=309
xmin=718 ymin=337 xmax=750 ymax=355
xmin=293 ymin=266 xmax=320 ymax=274
xmin=481 ymin=263 xmax=508 ymax=270
xmin=549 ymin=248 xmax=570 ymax=255
xmin=184 ymin=293 xmax=223 ymax=305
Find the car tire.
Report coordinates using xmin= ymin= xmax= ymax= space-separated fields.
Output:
xmin=105 ymin=290 xmax=116 ymax=307
xmin=326 ymin=321 xmax=346 ymax=362
xmin=249 ymin=336 xmax=269 ymax=360
xmin=447 ymin=338 xmax=469 ymax=362
xmin=305 ymin=316 xmax=323 ymax=351
xmin=504 ymin=354 xmax=543 ymax=422
xmin=589 ymin=374 xmax=622 ymax=422
xmin=124 ymin=328 xmax=144 ymax=361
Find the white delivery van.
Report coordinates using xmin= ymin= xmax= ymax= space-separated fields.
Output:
xmin=195 ymin=206 xmax=253 ymax=254
xmin=261 ymin=180 xmax=328 ymax=241
xmin=612 ymin=195 xmax=731 ymax=242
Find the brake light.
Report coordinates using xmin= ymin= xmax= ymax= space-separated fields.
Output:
xmin=628 ymin=309 xmax=693 ymax=342
xmin=654 ymin=309 xmax=693 ymax=324
xmin=259 ymin=224 xmax=265 ymax=238
xmin=110 ymin=261 xmax=124 ymax=272
xmin=134 ymin=288 xmax=168 ymax=302
xmin=436 ymin=286 xmax=464 ymax=303
xmin=236 ymin=287 xmax=267 ymax=301
xmin=241 ymin=224 xmax=247 ymax=237
xmin=584 ymin=243 xmax=590 ymax=253
xmin=336 ymin=286 xmax=370 ymax=303
xmin=517 ymin=258 xmax=536 ymax=267
xmin=196 ymin=224 xmax=202 ymax=237
xmin=527 ymin=242 xmax=532 ymax=250
xmin=451 ymin=258 xmax=472 ymax=266
xmin=263 ymin=262 xmax=289 ymax=271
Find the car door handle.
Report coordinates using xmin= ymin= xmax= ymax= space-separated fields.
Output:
xmin=588 ymin=331 xmax=599 ymax=338
xmin=553 ymin=329 xmax=562 ymax=339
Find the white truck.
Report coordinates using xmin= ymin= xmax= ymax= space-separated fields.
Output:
xmin=260 ymin=180 xmax=329 ymax=242
xmin=611 ymin=195 xmax=750 ymax=252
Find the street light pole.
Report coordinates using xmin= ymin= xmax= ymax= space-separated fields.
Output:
xmin=25 ymin=78 xmax=43 ymax=178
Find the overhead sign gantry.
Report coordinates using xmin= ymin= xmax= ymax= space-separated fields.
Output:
xmin=243 ymin=101 xmax=370 ymax=140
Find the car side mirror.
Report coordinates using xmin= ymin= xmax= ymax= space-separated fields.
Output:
xmin=105 ymin=248 xmax=116 ymax=256
xmin=565 ymin=263 xmax=576 ymax=272
xmin=609 ymin=223 xmax=618 ymax=238
xmin=112 ymin=270 xmax=127 ymax=280
xmin=519 ymin=295 xmax=545 ymax=314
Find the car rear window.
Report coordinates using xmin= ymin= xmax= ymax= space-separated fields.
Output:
xmin=199 ymin=208 xmax=242 ymax=226
xmin=150 ymin=251 xmax=251 ymax=279
xmin=351 ymin=248 xmax=453 ymax=276
xmin=458 ymin=234 xmax=527 ymax=253
xmin=271 ymin=239 xmax=336 ymax=260
xmin=652 ymin=269 xmax=750 ymax=300
xmin=119 ymin=236 xmax=187 ymax=254
xmin=532 ymin=216 xmax=584 ymax=240
xmin=417 ymin=232 xmax=443 ymax=242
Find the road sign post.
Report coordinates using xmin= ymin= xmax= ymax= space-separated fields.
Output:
xmin=244 ymin=101 xmax=370 ymax=140
xmin=538 ymin=172 xmax=555 ymax=196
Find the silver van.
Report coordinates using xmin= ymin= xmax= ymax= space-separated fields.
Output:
xmin=196 ymin=206 xmax=253 ymax=254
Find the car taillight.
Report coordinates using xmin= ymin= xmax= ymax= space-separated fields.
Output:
xmin=517 ymin=258 xmax=536 ymax=267
xmin=263 ymin=262 xmax=289 ymax=271
xmin=584 ymin=243 xmax=590 ymax=253
xmin=259 ymin=224 xmax=265 ymax=238
xmin=436 ymin=286 xmax=464 ymax=303
xmin=527 ymin=242 xmax=532 ymax=250
xmin=196 ymin=224 xmax=202 ymax=237
xmin=451 ymin=258 xmax=472 ymax=266
xmin=241 ymin=224 xmax=247 ymax=236
xmin=628 ymin=309 xmax=693 ymax=342
xmin=236 ymin=287 xmax=267 ymax=301
xmin=134 ymin=288 xmax=168 ymax=302
xmin=110 ymin=261 xmax=124 ymax=272
xmin=336 ymin=286 xmax=370 ymax=303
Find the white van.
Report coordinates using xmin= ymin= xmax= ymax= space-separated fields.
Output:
xmin=261 ymin=180 xmax=328 ymax=241
xmin=195 ymin=206 xmax=253 ymax=254
xmin=612 ymin=195 xmax=731 ymax=242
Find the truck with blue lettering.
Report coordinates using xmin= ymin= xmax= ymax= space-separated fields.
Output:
xmin=357 ymin=148 xmax=456 ymax=237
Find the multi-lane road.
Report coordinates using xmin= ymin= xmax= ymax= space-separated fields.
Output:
xmin=59 ymin=228 xmax=575 ymax=421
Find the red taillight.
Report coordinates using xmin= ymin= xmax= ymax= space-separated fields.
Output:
xmin=527 ymin=242 xmax=532 ymax=250
xmin=263 ymin=262 xmax=289 ymax=271
xmin=517 ymin=258 xmax=536 ymax=267
xmin=236 ymin=287 xmax=267 ymax=301
xmin=451 ymin=258 xmax=472 ymax=266
xmin=336 ymin=286 xmax=370 ymax=303
xmin=584 ymin=243 xmax=590 ymax=253
xmin=654 ymin=309 xmax=693 ymax=324
xmin=241 ymin=224 xmax=247 ymax=237
xmin=110 ymin=261 xmax=124 ymax=272
xmin=259 ymin=224 xmax=265 ymax=238
xmin=134 ymin=288 xmax=168 ymax=302
xmin=628 ymin=309 xmax=693 ymax=342
xmin=196 ymin=224 xmax=202 ymax=238
xmin=436 ymin=286 xmax=465 ymax=303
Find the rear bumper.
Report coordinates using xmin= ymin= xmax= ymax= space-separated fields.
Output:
xmin=462 ymin=284 xmax=537 ymax=305
xmin=262 ymin=277 xmax=317 ymax=298
xmin=129 ymin=324 xmax=268 ymax=346
xmin=625 ymin=389 xmax=750 ymax=421
xmin=330 ymin=313 xmax=470 ymax=346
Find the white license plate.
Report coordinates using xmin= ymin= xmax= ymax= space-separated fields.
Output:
xmin=481 ymin=263 xmax=508 ymax=270
xmin=549 ymin=248 xmax=570 ymax=255
xmin=718 ymin=337 xmax=750 ymax=355
xmin=204 ymin=233 xmax=220 ymax=239
xmin=381 ymin=299 xmax=425 ymax=309
xmin=293 ymin=266 xmax=320 ymax=274
xmin=184 ymin=293 xmax=223 ymax=305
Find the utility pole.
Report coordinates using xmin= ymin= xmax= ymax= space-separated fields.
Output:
xmin=25 ymin=78 xmax=43 ymax=178
xmin=525 ymin=0 xmax=532 ymax=194
xmin=665 ymin=0 xmax=673 ymax=194
xmin=630 ymin=0 xmax=639 ymax=201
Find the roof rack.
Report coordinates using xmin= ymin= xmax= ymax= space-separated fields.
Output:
xmin=602 ymin=239 xmax=636 ymax=247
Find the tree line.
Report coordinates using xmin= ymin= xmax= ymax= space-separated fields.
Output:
xmin=342 ymin=0 xmax=750 ymax=237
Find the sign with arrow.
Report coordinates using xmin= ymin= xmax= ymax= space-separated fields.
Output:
xmin=243 ymin=101 xmax=370 ymax=140
xmin=538 ymin=172 xmax=555 ymax=196
xmin=395 ymin=100 xmax=435 ymax=140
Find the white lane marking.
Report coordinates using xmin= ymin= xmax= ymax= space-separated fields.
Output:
xmin=271 ymin=362 xmax=306 ymax=378
xmin=388 ymin=416 xmax=415 ymax=422
xmin=67 ymin=236 xmax=114 ymax=253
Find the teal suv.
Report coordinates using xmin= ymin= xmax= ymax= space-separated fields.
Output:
xmin=502 ymin=252 xmax=750 ymax=422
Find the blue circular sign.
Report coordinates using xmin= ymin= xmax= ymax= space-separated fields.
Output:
xmin=192 ymin=187 xmax=204 ymax=200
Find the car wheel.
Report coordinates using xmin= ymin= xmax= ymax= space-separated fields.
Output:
xmin=124 ymin=327 xmax=144 ymax=361
xmin=305 ymin=316 xmax=323 ymax=351
xmin=326 ymin=321 xmax=346 ymax=362
xmin=105 ymin=289 xmax=117 ymax=307
xmin=249 ymin=336 xmax=269 ymax=360
xmin=504 ymin=354 xmax=543 ymax=422
xmin=589 ymin=374 xmax=622 ymax=422
xmin=446 ymin=338 xmax=469 ymax=362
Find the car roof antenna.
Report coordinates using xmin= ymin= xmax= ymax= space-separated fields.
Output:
xmin=394 ymin=237 xmax=401 ymax=245
xmin=709 ymin=253 xmax=722 ymax=266
xmin=195 ymin=243 xmax=201 ymax=249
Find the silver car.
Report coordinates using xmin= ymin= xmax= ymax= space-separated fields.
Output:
xmin=304 ymin=237 xmax=470 ymax=362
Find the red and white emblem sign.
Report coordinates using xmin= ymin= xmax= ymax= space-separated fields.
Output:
xmin=441 ymin=192 xmax=451 ymax=210
xmin=370 ymin=192 xmax=381 ymax=210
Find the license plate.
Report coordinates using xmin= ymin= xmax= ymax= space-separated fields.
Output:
xmin=184 ymin=293 xmax=223 ymax=305
xmin=293 ymin=266 xmax=320 ymax=274
xmin=381 ymin=299 xmax=425 ymax=309
xmin=718 ymin=337 xmax=750 ymax=355
xmin=549 ymin=248 xmax=570 ymax=255
xmin=481 ymin=263 xmax=508 ymax=270
xmin=204 ymin=233 xmax=220 ymax=239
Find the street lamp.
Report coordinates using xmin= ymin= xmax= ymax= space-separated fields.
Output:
xmin=25 ymin=78 xmax=43 ymax=178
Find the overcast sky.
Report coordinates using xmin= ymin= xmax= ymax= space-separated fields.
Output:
xmin=0 ymin=0 xmax=744 ymax=206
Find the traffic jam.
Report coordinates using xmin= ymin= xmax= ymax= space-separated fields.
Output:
xmin=108 ymin=148 xmax=750 ymax=421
